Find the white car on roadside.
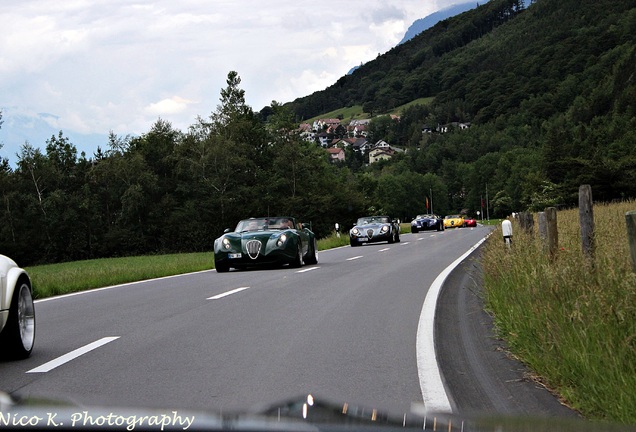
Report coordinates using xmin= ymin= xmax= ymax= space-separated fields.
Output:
xmin=0 ymin=255 xmax=35 ymax=359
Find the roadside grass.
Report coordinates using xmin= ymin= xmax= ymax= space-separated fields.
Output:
xmin=26 ymin=253 xmax=215 ymax=299
xmin=317 ymin=233 xmax=350 ymax=250
xmin=481 ymin=201 xmax=636 ymax=423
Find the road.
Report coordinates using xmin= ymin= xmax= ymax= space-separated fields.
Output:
xmin=0 ymin=225 xmax=574 ymax=421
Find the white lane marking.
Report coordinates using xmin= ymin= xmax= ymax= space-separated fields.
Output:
xmin=416 ymin=235 xmax=489 ymax=414
xmin=378 ymin=248 xmax=390 ymax=252
xmin=297 ymin=267 xmax=319 ymax=273
xmin=347 ymin=256 xmax=363 ymax=261
xmin=418 ymin=237 xmax=426 ymax=241
xmin=400 ymin=242 xmax=410 ymax=245
xmin=27 ymin=337 xmax=120 ymax=373
xmin=207 ymin=286 xmax=250 ymax=300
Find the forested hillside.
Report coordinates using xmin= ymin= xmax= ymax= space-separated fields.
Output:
xmin=289 ymin=0 xmax=636 ymax=209
xmin=1 ymin=0 xmax=634 ymax=265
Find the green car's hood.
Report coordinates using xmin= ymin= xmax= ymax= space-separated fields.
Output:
xmin=228 ymin=230 xmax=292 ymax=242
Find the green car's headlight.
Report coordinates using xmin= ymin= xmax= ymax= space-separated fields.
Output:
xmin=380 ymin=225 xmax=389 ymax=233
xmin=276 ymin=234 xmax=287 ymax=247
xmin=222 ymin=238 xmax=231 ymax=250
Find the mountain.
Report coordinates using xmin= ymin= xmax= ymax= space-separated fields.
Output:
xmin=398 ymin=2 xmax=480 ymax=45
xmin=347 ymin=2 xmax=480 ymax=76
xmin=0 ymin=107 xmax=106 ymax=166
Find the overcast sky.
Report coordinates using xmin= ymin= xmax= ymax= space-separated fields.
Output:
xmin=1 ymin=0 xmax=461 ymax=158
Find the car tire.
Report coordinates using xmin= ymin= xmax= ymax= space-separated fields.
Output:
xmin=0 ymin=277 xmax=35 ymax=359
xmin=304 ymin=238 xmax=318 ymax=265
xmin=412 ymin=227 xmax=418 ymax=234
xmin=291 ymin=243 xmax=303 ymax=268
xmin=215 ymin=261 xmax=230 ymax=273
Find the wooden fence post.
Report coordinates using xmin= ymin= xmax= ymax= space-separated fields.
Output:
xmin=538 ymin=211 xmax=548 ymax=253
xmin=579 ymin=185 xmax=595 ymax=261
xmin=627 ymin=211 xmax=636 ymax=273
xmin=545 ymin=207 xmax=558 ymax=259
xmin=520 ymin=211 xmax=534 ymax=235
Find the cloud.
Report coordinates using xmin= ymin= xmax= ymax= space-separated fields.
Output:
xmin=0 ymin=0 xmax=461 ymax=157
xmin=145 ymin=97 xmax=198 ymax=116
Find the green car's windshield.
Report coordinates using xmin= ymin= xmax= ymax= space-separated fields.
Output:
xmin=235 ymin=217 xmax=295 ymax=232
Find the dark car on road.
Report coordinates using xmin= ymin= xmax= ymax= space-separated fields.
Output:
xmin=214 ymin=217 xmax=318 ymax=272
xmin=410 ymin=214 xmax=445 ymax=233
xmin=350 ymin=215 xmax=400 ymax=246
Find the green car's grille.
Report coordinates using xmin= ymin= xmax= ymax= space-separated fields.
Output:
xmin=246 ymin=240 xmax=261 ymax=259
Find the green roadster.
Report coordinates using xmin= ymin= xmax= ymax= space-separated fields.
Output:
xmin=213 ymin=217 xmax=318 ymax=272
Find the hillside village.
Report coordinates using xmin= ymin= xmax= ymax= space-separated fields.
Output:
xmin=300 ymin=117 xmax=471 ymax=164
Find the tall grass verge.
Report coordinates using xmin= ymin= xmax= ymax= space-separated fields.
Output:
xmin=482 ymin=201 xmax=636 ymax=423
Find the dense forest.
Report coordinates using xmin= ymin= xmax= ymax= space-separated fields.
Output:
xmin=1 ymin=0 xmax=635 ymax=265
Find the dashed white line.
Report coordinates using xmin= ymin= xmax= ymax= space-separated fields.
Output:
xmin=347 ymin=256 xmax=363 ymax=261
xmin=207 ymin=286 xmax=250 ymax=300
xmin=378 ymin=248 xmax=390 ymax=252
xmin=27 ymin=337 xmax=120 ymax=373
xmin=297 ymin=266 xmax=320 ymax=273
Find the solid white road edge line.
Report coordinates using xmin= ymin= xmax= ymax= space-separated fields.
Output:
xmin=416 ymin=235 xmax=488 ymax=414
xmin=27 ymin=337 xmax=120 ymax=373
xmin=207 ymin=286 xmax=250 ymax=300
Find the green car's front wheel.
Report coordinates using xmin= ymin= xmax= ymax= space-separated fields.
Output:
xmin=304 ymin=238 xmax=318 ymax=265
xmin=215 ymin=260 xmax=230 ymax=273
xmin=291 ymin=243 xmax=303 ymax=268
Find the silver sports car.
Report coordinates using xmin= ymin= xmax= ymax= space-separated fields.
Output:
xmin=0 ymin=254 xmax=36 ymax=359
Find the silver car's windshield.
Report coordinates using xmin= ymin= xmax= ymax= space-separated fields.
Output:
xmin=357 ymin=216 xmax=390 ymax=225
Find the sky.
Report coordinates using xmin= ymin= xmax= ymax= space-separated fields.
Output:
xmin=0 ymin=0 xmax=462 ymax=162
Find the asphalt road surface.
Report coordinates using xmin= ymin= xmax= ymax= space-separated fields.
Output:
xmin=0 ymin=225 xmax=575 ymax=421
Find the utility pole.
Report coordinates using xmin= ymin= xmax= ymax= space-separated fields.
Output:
xmin=486 ymin=184 xmax=490 ymax=221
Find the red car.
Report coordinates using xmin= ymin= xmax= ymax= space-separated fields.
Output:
xmin=463 ymin=217 xmax=477 ymax=227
